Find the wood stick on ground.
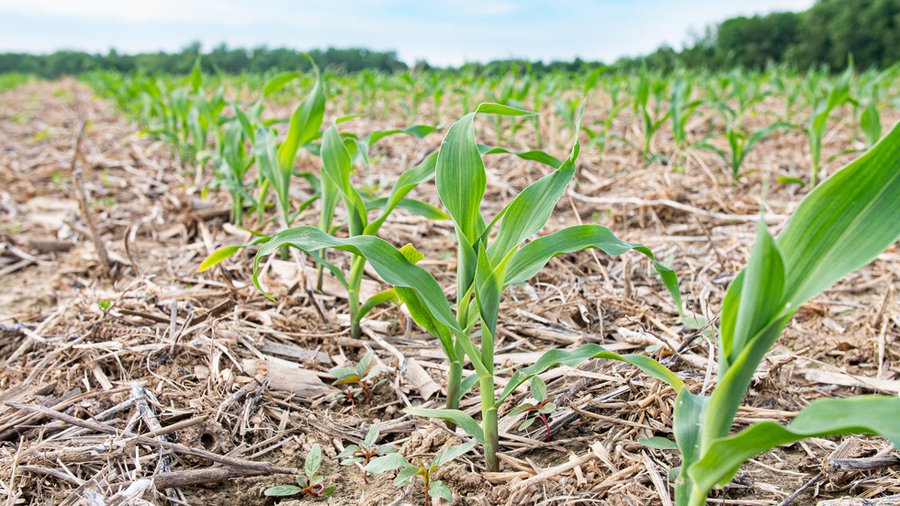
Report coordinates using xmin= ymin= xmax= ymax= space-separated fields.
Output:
xmin=828 ymin=455 xmax=900 ymax=472
xmin=130 ymin=383 xmax=172 ymax=476
xmin=776 ymin=472 xmax=824 ymax=506
xmin=6 ymin=402 xmax=298 ymax=475
xmin=148 ymin=467 xmax=272 ymax=489
xmin=517 ymin=442 xmax=603 ymax=487
xmin=70 ymin=121 xmax=112 ymax=278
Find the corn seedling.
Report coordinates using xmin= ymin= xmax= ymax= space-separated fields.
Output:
xmin=696 ymin=108 xmax=792 ymax=182
xmin=254 ymin=57 xmax=326 ymax=228
xmin=506 ymin=376 xmax=556 ymax=442
xmin=366 ymin=441 xmax=476 ymax=506
xmin=263 ymin=443 xmax=335 ymax=498
xmin=237 ymin=104 xmax=681 ymax=472
xmin=202 ymin=120 xmax=558 ymax=341
xmin=337 ymin=425 xmax=397 ymax=483
xmin=635 ymin=66 xmax=669 ymax=161
xmin=806 ymin=65 xmax=852 ymax=185
xmin=859 ymin=79 xmax=883 ymax=148
xmin=669 ymin=123 xmax=900 ymax=505
xmin=329 ymin=351 xmax=387 ymax=407
xmin=583 ymin=79 xmax=627 ymax=159
xmin=669 ymin=75 xmax=703 ymax=149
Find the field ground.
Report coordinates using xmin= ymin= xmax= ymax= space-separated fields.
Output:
xmin=0 ymin=78 xmax=898 ymax=505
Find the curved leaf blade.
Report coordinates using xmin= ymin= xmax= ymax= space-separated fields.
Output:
xmin=404 ymin=407 xmax=485 ymax=444
xmin=690 ymin=396 xmax=900 ymax=495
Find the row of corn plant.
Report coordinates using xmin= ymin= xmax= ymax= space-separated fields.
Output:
xmin=203 ymin=103 xmax=684 ymax=472
xmin=89 ymin=63 xmax=898 ymax=195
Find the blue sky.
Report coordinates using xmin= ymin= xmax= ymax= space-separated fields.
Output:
xmin=0 ymin=0 xmax=814 ymax=65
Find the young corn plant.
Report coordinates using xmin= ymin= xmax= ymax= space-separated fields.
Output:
xmin=366 ymin=441 xmax=476 ymax=506
xmin=582 ymin=79 xmax=627 ymax=160
xmin=239 ymin=104 xmax=682 ymax=472
xmin=696 ymin=109 xmax=792 ymax=183
xmin=669 ymin=75 xmax=703 ymax=150
xmin=214 ymin=71 xmax=313 ymax=224
xmin=671 ymin=122 xmax=900 ymax=505
xmin=202 ymin=120 xmax=559 ymax=340
xmin=338 ymin=425 xmax=397 ymax=483
xmin=806 ymin=65 xmax=852 ymax=186
xmin=635 ymin=67 xmax=669 ymax=161
xmin=253 ymin=56 xmax=326 ymax=228
xmin=859 ymin=79 xmax=882 ymax=148
xmin=264 ymin=443 xmax=335 ymax=499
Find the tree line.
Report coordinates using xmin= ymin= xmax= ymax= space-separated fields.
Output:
xmin=0 ymin=0 xmax=897 ymax=77
xmin=619 ymin=0 xmax=899 ymax=71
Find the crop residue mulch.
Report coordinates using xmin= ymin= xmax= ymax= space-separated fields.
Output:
xmin=0 ymin=80 xmax=898 ymax=505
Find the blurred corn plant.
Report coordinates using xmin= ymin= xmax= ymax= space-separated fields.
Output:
xmin=696 ymin=104 xmax=792 ymax=182
xmin=805 ymin=64 xmax=853 ymax=185
xmin=634 ymin=66 xmax=669 ymax=161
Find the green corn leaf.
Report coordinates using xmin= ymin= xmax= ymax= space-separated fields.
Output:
xmin=474 ymin=102 xmax=536 ymax=116
xmin=198 ymin=245 xmax=242 ymax=272
xmin=432 ymin=441 xmax=476 ymax=467
xmin=709 ymin=121 xmax=900 ymax=445
xmin=690 ymin=396 xmax=900 ymax=495
xmin=486 ymin=108 xmax=581 ymax=266
xmin=262 ymin=71 xmax=300 ymax=97
xmin=395 ymin=198 xmax=449 ymax=220
xmin=189 ymin=58 xmax=202 ymax=93
xmin=504 ymin=224 xmax=682 ymax=313
xmin=367 ymin=196 xmax=449 ymax=221
xmin=366 ymin=124 xmax=438 ymax=147
xmin=477 ymin=144 xmax=562 ymax=168
xmin=436 ymin=104 xmax=540 ymax=247
xmin=639 ymin=436 xmax=678 ymax=450
xmin=473 ymin=241 xmax=507 ymax=352
xmin=436 ymin=111 xmax=485 ymax=244
xmin=458 ymin=373 xmax=480 ymax=403
xmin=251 ymin=227 xmax=470 ymax=346
xmin=321 ymin=125 xmax=368 ymax=235
xmin=673 ymin=389 xmax=708 ymax=506
xmin=254 ymin=126 xmax=286 ymax=214
xmin=276 ymin=54 xmax=325 ymax=175
xmin=861 ymin=101 xmax=882 ymax=147
xmin=319 ymin=174 xmax=340 ymax=233
xmin=496 ymin=343 xmax=683 ymax=407
xmin=779 ymin=121 xmax=900 ymax=309
xmin=404 ymin=407 xmax=485 ymax=444
xmin=722 ymin=222 xmax=785 ymax=369
xmin=366 ymin=151 xmax=439 ymax=234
